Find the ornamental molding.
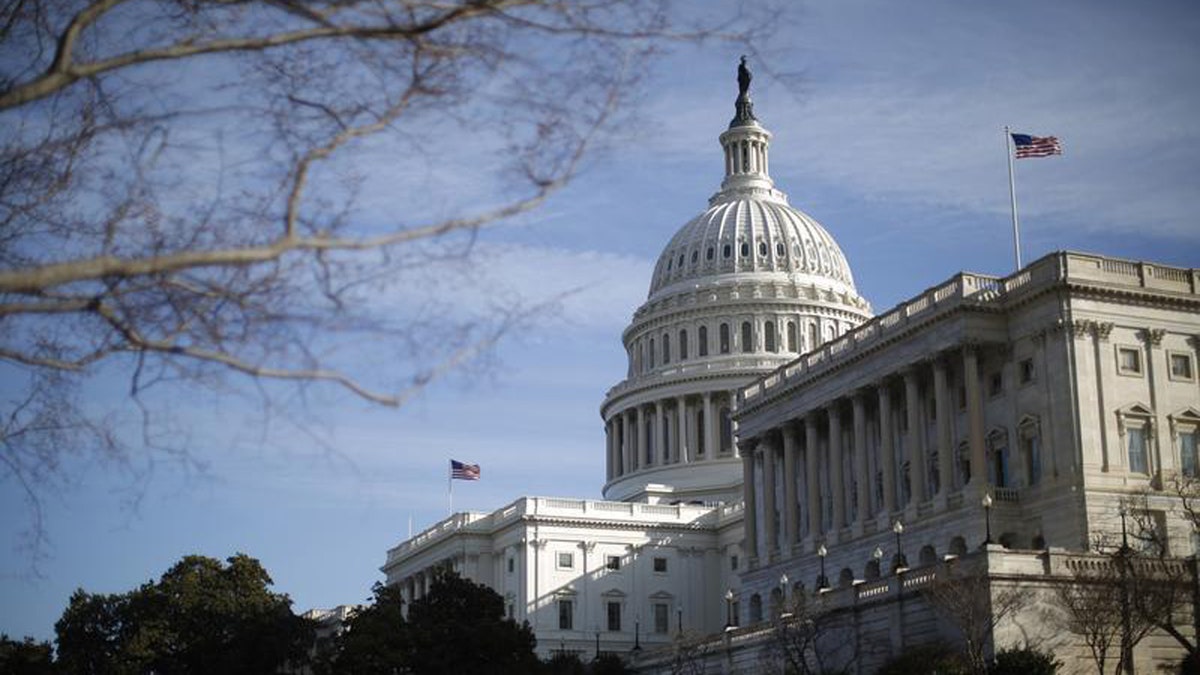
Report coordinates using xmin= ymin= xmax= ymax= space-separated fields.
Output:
xmin=1137 ymin=328 xmax=1166 ymax=347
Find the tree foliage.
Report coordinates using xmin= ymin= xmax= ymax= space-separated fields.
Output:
xmin=0 ymin=0 xmax=763 ymax=555
xmin=325 ymin=570 xmax=541 ymax=674
xmin=54 ymin=553 xmax=313 ymax=674
xmin=0 ymin=634 xmax=56 ymax=675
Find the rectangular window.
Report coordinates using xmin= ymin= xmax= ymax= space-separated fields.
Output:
xmin=606 ymin=555 xmax=621 ymax=571
xmin=606 ymin=601 xmax=621 ymax=631
xmin=558 ymin=599 xmax=574 ymax=630
xmin=1171 ymin=353 xmax=1195 ymax=381
xmin=507 ymin=557 xmax=515 ymax=574
xmin=1128 ymin=427 xmax=1149 ymax=474
xmin=1182 ymin=431 xmax=1198 ymax=478
xmin=730 ymin=555 xmax=739 ymax=571
xmin=1118 ymin=347 xmax=1143 ymax=375
xmin=989 ymin=372 xmax=1003 ymax=397
xmin=1019 ymin=358 xmax=1035 ymax=384
xmin=653 ymin=557 xmax=668 ymax=573
xmin=557 ymin=552 xmax=574 ymax=569
xmin=507 ymin=602 xmax=514 ymax=619
xmin=719 ymin=324 xmax=730 ymax=354
xmin=653 ymin=603 xmax=669 ymax=634
xmin=1021 ymin=433 xmax=1041 ymax=486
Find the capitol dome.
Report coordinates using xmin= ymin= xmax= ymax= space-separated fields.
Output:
xmin=600 ymin=59 xmax=872 ymax=504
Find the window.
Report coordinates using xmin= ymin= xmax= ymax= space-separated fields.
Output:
xmin=764 ymin=321 xmax=777 ymax=352
xmin=988 ymin=372 xmax=1003 ymax=397
xmin=606 ymin=601 xmax=621 ymax=631
xmin=691 ymin=250 xmax=698 ymax=264
xmin=1117 ymin=346 xmax=1143 ymax=375
xmin=698 ymin=326 xmax=708 ymax=356
xmin=653 ymin=557 xmax=668 ymax=573
xmin=662 ymin=333 xmax=670 ymax=364
xmin=719 ymin=323 xmax=731 ymax=354
xmin=776 ymin=242 xmax=785 ymax=256
xmin=679 ymin=330 xmax=688 ymax=360
xmin=748 ymin=595 xmax=763 ymax=623
xmin=1171 ymin=353 xmax=1195 ymax=381
xmin=723 ymin=243 xmax=731 ymax=259
xmin=706 ymin=246 xmax=714 ymax=261
xmin=758 ymin=241 xmax=767 ymax=257
xmin=1019 ymin=358 xmax=1035 ymax=385
xmin=1128 ymin=427 xmax=1149 ymax=474
xmin=653 ymin=603 xmax=669 ymax=634
xmin=988 ymin=430 xmax=1009 ymax=487
xmin=787 ymin=321 xmax=798 ymax=352
xmin=1180 ymin=431 xmax=1198 ymax=478
xmin=740 ymin=242 xmax=750 ymax=258
xmin=1020 ymin=425 xmax=1042 ymax=486
xmin=719 ymin=407 xmax=733 ymax=453
xmin=507 ymin=557 xmax=515 ymax=574
xmin=957 ymin=442 xmax=971 ymax=487
xmin=558 ymin=599 xmax=574 ymax=630
xmin=741 ymin=322 xmax=752 ymax=353
xmin=557 ymin=552 xmax=574 ymax=569
xmin=649 ymin=338 xmax=655 ymax=368
xmin=606 ymin=555 xmax=621 ymax=571
xmin=730 ymin=555 xmax=739 ymax=571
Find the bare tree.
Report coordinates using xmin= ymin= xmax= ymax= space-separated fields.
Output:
xmin=761 ymin=593 xmax=857 ymax=675
xmin=1052 ymin=562 xmax=1136 ymax=675
xmin=923 ymin=568 xmax=1029 ymax=675
xmin=0 ymin=0 xmax=766 ymax=555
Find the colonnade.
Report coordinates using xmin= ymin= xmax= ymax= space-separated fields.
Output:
xmin=605 ymin=391 xmax=735 ymax=481
xmin=741 ymin=346 xmax=990 ymax=566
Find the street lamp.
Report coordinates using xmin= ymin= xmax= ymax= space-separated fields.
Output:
xmin=779 ymin=572 xmax=791 ymax=619
xmin=677 ymin=603 xmax=684 ymax=635
xmin=632 ymin=613 xmax=642 ymax=654
xmin=724 ymin=589 xmax=735 ymax=630
xmin=982 ymin=492 xmax=994 ymax=546
xmin=892 ymin=519 xmax=907 ymax=571
xmin=595 ymin=627 xmax=601 ymax=661
xmin=871 ymin=545 xmax=883 ymax=578
xmin=817 ymin=543 xmax=829 ymax=590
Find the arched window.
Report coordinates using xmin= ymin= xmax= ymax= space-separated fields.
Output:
xmin=919 ymin=545 xmax=937 ymax=566
xmin=706 ymin=246 xmax=714 ymax=261
xmin=723 ymin=243 xmax=732 ymax=259
xmin=691 ymin=250 xmax=698 ymax=264
xmin=758 ymin=241 xmax=767 ymax=257
xmin=719 ymin=323 xmax=731 ymax=354
xmin=662 ymin=333 xmax=670 ymax=364
xmin=865 ymin=560 xmax=881 ymax=580
xmin=649 ymin=338 xmax=656 ymax=369
xmin=698 ymin=326 xmax=709 ymax=356
xmin=838 ymin=568 xmax=855 ymax=589
xmin=678 ymin=329 xmax=688 ymax=360
xmin=719 ymin=407 xmax=733 ymax=453
xmin=949 ymin=536 xmax=968 ymax=556
xmin=764 ymin=322 xmax=777 ymax=352
xmin=776 ymin=242 xmax=785 ymax=257
xmin=749 ymin=594 xmax=763 ymax=623
xmin=741 ymin=322 xmax=752 ymax=353
xmin=696 ymin=409 xmax=706 ymax=456
xmin=808 ymin=323 xmax=819 ymax=350
xmin=787 ymin=321 xmax=798 ymax=352
xmin=678 ymin=253 xmax=685 ymax=269
xmin=740 ymin=242 xmax=750 ymax=258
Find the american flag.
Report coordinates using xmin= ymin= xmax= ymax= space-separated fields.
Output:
xmin=1011 ymin=133 xmax=1062 ymax=159
xmin=450 ymin=459 xmax=480 ymax=481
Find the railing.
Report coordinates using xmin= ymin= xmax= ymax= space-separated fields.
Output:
xmin=740 ymin=252 xmax=1197 ymax=407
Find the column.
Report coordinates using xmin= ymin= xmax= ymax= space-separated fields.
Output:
xmin=762 ymin=440 xmax=778 ymax=560
xmin=828 ymin=404 xmax=845 ymax=534
xmin=933 ymin=358 xmax=953 ymax=496
xmin=677 ymin=396 xmax=690 ymax=464
xmin=634 ymin=408 xmax=645 ymax=471
xmin=852 ymin=393 xmax=869 ymax=529
xmin=805 ymin=414 xmax=821 ymax=541
xmin=622 ymin=411 xmax=633 ymax=474
xmin=605 ymin=419 xmax=614 ymax=481
xmin=703 ymin=393 xmax=716 ymax=461
xmin=964 ymin=346 xmax=986 ymax=489
xmin=782 ymin=424 xmax=799 ymax=553
xmin=654 ymin=401 xmax=665 ymax=466
xmin=879 ymin=382 xmax=897 ymax=514
xmin=904 ymin=369 xmax=927 ymax=505
xmin=742 ymin=443 xmax=759 ymax=565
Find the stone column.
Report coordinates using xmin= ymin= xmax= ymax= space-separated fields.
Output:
xmin=605 ymin=419 xmax=614 ymax=480
xmin=622 ymin=411 xmax=633 ymax=473
xmin=782 ymin=424 xmax=799 ymax=553
xmin=879 ymin=382 xmax=897 ymax=514
xmin=635 ymin=408 xmax=645 ymax=471
xmin=933 ymin=358 xmax=953 ymax=496
xmin=964 ymin=346 xmax=986 ymax=489
xmin=852 ymin=393 xmax=869 ymax=530
xmin=742 ymin=443 xmax=759 ymax=565
xmin=703 ymin=393 xmax=715 ymax=460
xmin=904 ymin=369 xmax=927 ymax=505
xmin=654 ymin=401 xmax=665 ymax=465
xmin=828 ymin=404 xmax=845 ymax=535
xmin=805 ymin=414 xmax=821 ymax=541
xmin=678 ymin=396 xmax=690 ymax=464
xmin=762 ymin=440 xmax=778 ymax=560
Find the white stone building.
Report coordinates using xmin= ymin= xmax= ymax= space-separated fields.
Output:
xmin=380 ymin=64 xmax=1200 ymax=671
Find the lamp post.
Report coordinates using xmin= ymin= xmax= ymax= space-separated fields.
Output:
xmin=632 ymin=614 xmax=642 ymax=654
xmin=724 ymin=589 xmax=735 ymax=630
xmin=595 ymin=627 xmax=601 ymax=661
xmin=817 ymin=543 xmax=829 ymax=590
xmin=892 ymin=519 xmax=907 ymax=571
xmin=872 ymin=545 xmax=883 ymax=578
xmin=982 ymin=492 xmax=994 ymax=546
xmin=677 ymin=603 xmax=684 ymax=635
xmin=1118 ymin=504 xmax=1133 ymax=675
xmin=779 ymin=572 xmax=790 ymax=617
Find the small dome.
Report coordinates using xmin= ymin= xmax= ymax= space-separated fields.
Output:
xmin=648 ymin=195 xmax=858 ymax=301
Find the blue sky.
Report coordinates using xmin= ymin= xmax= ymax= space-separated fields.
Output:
xmin=3 ymin=0 xmax=1199 ymax=642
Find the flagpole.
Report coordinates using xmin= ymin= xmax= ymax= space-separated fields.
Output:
xmin=448 ymin=460 xmax=454 ymax=515
xmin=1005 ymin=125 xmax=1022 ymax=270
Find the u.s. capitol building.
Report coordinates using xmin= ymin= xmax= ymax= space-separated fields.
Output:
xmin=380 ymin=63 xmax=1200 ymax=673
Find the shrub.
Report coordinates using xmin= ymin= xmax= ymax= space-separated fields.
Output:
xmin=988 ymin=646 xmax=1060 ymax=675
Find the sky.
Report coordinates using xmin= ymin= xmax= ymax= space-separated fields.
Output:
xmin=3 ymin=0 xmax=1200 ymax=642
